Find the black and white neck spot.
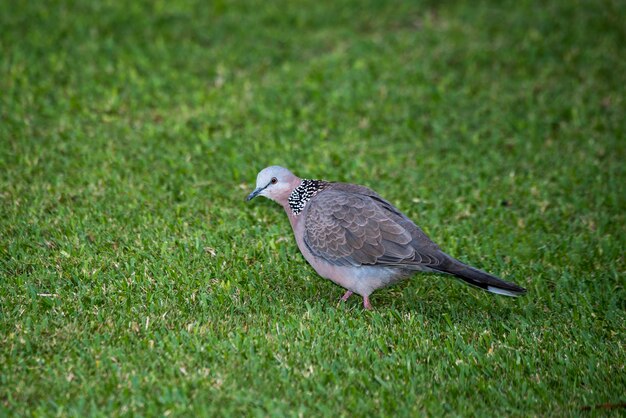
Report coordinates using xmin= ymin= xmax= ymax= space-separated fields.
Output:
xmin=289 ymin=179 xmax=328 ymax=215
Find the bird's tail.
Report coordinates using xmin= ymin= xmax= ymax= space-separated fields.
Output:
xmin=435 ymin=256 xmax=527 ymax=297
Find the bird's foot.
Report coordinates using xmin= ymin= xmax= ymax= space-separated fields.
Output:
xmin=340 ymin=290 xmax=353 ymax=302
xmin=363 ymin=296 xmax=373 ymax=310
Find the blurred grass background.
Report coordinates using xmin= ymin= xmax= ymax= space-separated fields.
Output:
xmin=1 ymin=0 xmax=625 ymax=415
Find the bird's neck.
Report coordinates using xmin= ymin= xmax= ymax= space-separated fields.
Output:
xmin=287 ymin=179 xmax=329 ymax=216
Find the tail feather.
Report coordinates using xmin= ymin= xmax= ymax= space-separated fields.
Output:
xmin=435 ymin=256 xmax=527 ymax=297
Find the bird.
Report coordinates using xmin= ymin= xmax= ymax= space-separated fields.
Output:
xmin=246 ymin=166 xmax=527 ymax=309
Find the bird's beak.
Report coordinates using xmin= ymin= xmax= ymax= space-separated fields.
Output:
xmin=245 ymin=187 xmax=263 ymax=202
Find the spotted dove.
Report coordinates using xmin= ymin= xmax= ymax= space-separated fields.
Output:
xmin=246 ymin=166 xmax=527 ymax=309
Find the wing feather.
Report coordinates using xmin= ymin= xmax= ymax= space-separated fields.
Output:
xmin=303 ymin=188 xmax=442 ymax=268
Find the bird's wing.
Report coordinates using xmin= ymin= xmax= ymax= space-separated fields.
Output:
xmin=303 ymin=188 xmax=443 ymax=268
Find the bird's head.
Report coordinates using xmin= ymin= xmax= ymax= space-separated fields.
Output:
xmin=246 ymin=166 xmax=300 ymax=204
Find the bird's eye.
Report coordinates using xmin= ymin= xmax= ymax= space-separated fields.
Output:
xmin=271 ymin=177 xmax=278 ymax=184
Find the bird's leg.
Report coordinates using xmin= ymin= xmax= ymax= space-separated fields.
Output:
xmin=340 ymin=290 xmax=353 ymax=302
xmin=363 ymin=296 xmax=373 ymax=310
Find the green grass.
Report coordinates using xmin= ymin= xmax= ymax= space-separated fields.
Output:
xmin=1 ymin=0 xmax=625 ymax=415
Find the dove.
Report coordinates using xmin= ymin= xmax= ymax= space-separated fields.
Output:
xmin=246 ymin=166 xmax=527 ymax=309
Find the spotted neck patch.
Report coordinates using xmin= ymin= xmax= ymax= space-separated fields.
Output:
xmin=289 ymin=179 xmax=328 ymax=215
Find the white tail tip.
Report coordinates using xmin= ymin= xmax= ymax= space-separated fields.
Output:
xmin=487 ymin=286 xmax=522 ymax=297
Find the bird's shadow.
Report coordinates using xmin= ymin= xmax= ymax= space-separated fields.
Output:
xmin=327 ymin=277 xmax=523 ymax=323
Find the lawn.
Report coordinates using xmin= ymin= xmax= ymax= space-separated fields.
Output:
xmin=1 ymin=0 xmax=625 ymax=416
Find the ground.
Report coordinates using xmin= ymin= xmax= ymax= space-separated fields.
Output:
xmin=1 ymin=0 xmax=625 ymax=416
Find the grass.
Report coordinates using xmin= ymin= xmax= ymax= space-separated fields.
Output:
xmin=1 ymin=0 xmax=625 ymax=415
